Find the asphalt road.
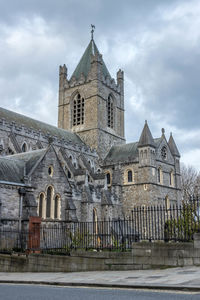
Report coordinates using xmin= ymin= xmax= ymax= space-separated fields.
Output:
xmin=0 ymin=285 xmax=200 ymax=300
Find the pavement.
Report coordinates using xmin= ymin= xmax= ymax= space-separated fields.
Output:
xmin=1 ymin=267 xmax=200 ymax=291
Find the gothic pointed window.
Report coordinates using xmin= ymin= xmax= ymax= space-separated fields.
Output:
xmin=106 ymin=172 xmax=111 ymax=185
xmin=46 ymin=186 xmax=53 ymax=218
xmin=73 ymin=93 xmax=84 ymax=126
xmin=158 ymin=167 xmax=163 ymax=184
xmin=54 ymin=195 xmax=61 ymax=219
xmin=107 ymin=95 xmax=114 ymax=128
xmin=127 ymin=170 xmax=133 ymax=183
xmin=38 ymin=193 xmax=44 ymax=218
xmin=22 ymin=143 xmax=27 ymax=152
xmin=170 ymin=171 xmax=174 ymax=187
xmin=165 ymin=196 xmax=170 ymax=210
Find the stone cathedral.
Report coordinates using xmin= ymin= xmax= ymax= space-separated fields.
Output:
xmin=0 ymin=34 xmax=181 ymax=225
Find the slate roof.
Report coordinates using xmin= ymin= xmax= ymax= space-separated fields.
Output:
xmin=0 ymin=107 xmax=84 ymax=145
xmin=138 ymin=121 xmax=156 ymax=148
xmin=0 ymin=149 xmax=46 ymax=184
xmin=104 ymin=137 xmax=169 ymax=164
xmin=71 ymin=39 xmax=111 ymax=80
xmin=0 ymin=156 xmax=25 ymax=183
xmin=105 ymin=142 xmax=139 ymax=164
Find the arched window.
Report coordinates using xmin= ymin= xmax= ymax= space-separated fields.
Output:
xmin=68 ymin=170 xmax=71 ymax=179
xmin=106 ymin=172 xmax=111 ymax=185
xmin=170 ymin=171 xmax=174 ymax=186
xmin=48 ymin=166 xmax=53 ymax=177
xmin=165 ymin=196 xmax=170 ymax=210
xmin=22 ymin=143 xmax=27 ymax=152
xmin=158 ymin=167 xmax=163 ymax=184
xmin=107 ymin=95 xmax=114 ymax=128
xmin=127 ymin=170 xmax=133 ymax=183
xmin=54 ymin=195 xmax=61 ymax=219
xmin=38 ymin=193 xmax=45 ymax=218
xmin=73 ymin=93 xmax=84 ymax=126
xmin=46 ymin=186 xmax=53 ymax=218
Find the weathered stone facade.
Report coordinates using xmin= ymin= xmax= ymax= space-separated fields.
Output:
xmin=103 ymin=124 xmax=181 ymax=215
xmin=0 ymin=36 xmax=181 ymax=225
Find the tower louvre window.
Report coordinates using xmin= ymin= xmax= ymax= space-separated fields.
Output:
xmin=73 ymin=93 xmax=84 ymax=126
xmin=107 ymin=95 xmax=114 ymax=128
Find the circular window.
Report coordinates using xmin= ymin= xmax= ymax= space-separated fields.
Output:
xmin=48 ymin=166 xmax=53 ymax=177
xmin=161 ymin=146 xmax=167 ymax=160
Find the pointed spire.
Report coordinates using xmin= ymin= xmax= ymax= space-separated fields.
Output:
xmin=138 ymin=121 xmax=156 ymax=148
xmin=168 ymin=133 xmax=180 ymax=157
xmin=70 ymin=39 xmax=111 ymax=81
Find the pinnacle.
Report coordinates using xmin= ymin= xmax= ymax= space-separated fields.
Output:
xmin=138 ymin=121 xmax=155 ymax=148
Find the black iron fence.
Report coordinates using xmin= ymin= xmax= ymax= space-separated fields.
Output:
xmin=131 ymin=198 xmax=200 ymax=242
xmin=39 ymin=219 xmax=140 ymax=253
xmin=0 ymin=198 xmax=200 ymax=253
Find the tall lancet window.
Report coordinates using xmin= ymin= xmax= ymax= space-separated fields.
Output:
xmin=107 ymin=95 xmax=114 ymax=128
xmin=73 ymin=93 xmax=84 ymax=126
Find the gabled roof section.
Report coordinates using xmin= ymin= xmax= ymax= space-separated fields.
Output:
xmin=104 ymin=142 xmax=139 ymax=164
xmin=7 ymin=149 xmax=47 ymax=175
xmin=138 ymin=121 xmax=156 ymax=148
xmin=71 ymin=39 xmax=111 ymax=80
xmin=168 ymin=133 xmax=180 ymax=157
xmin=0 ymin=107 xmax=84 ymax=146
xmin=0 ymin=149 xmax=47 ymax=184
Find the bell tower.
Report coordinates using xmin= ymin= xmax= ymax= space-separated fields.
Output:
xmin=58 ymin=27 xmax=125 ymax=158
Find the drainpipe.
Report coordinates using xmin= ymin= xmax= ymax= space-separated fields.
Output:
xmin=18 ymin=187 xmax=26 ymax=232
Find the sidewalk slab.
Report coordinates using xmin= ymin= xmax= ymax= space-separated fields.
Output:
xmin=0 ymin=267 xmax=200 ymax=292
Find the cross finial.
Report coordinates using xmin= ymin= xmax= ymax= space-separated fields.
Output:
xmin=91 ymin=24 xmax=95 ymax=40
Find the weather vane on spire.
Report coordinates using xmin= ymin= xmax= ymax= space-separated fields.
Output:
xmin=91 ymin=24 xmax=95 ymax=40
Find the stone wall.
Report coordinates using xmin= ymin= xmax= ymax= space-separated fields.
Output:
xmin=1 ymin=234 xmax=200 ymax=272
xmin=0 ymin=185 xmax=20 ymax=219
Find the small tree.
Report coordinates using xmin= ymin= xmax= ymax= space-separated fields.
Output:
xmin=180 ymin=163 xmax=200 ymax=202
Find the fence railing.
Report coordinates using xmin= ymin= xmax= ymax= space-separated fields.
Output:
xmin=0 ymin=198 xmax=200 ymax=253
xmin=131 ymin=199 xmax=200 ymax=242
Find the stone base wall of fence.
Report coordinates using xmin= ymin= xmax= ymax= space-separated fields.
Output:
xmin=0 ymin=233 xmax=200 ymax=272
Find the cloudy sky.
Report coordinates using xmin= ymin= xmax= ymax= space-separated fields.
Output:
xmin=0 ymin=0 xmax=200 ymax=169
